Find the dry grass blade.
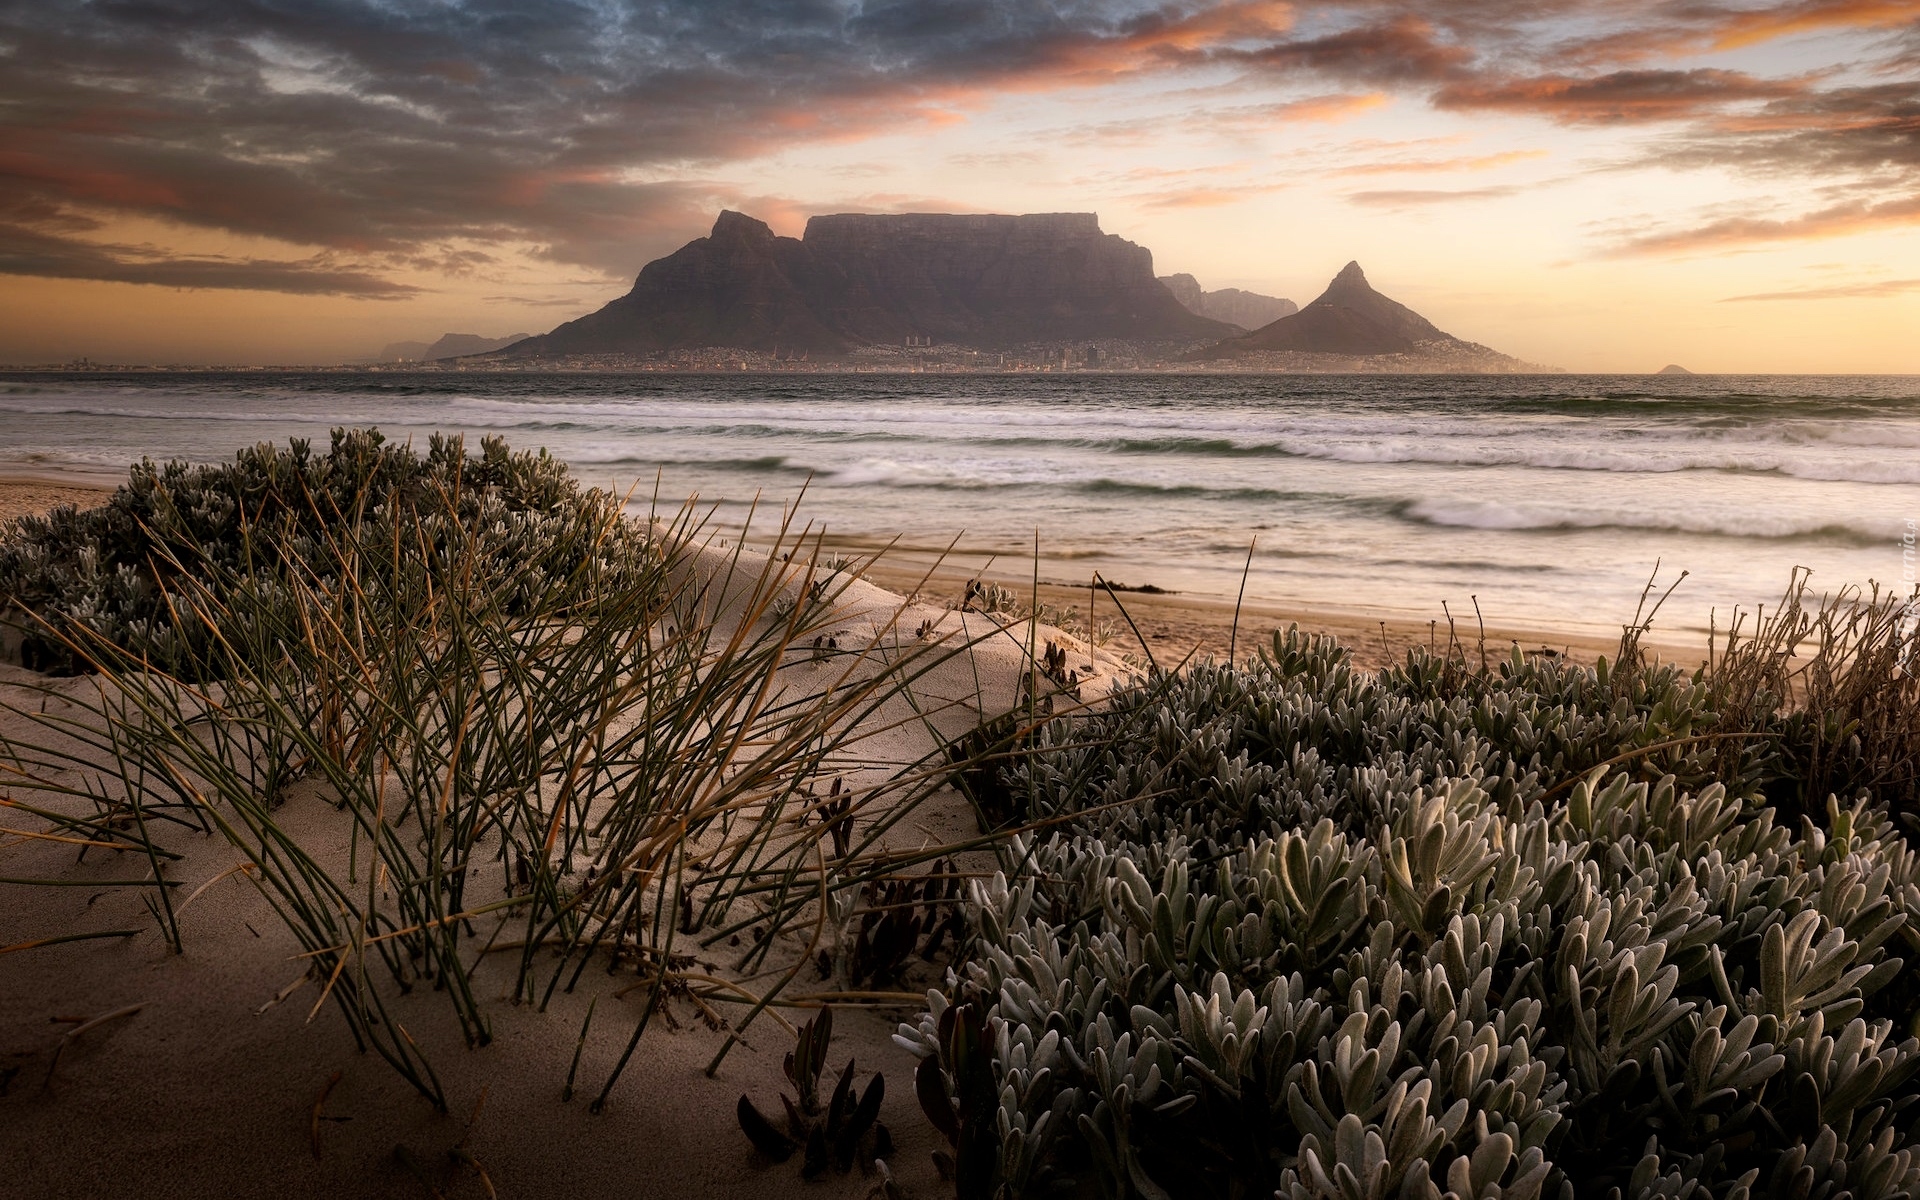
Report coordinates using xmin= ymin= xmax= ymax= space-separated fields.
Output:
xmin=41 ymin=1002 xmax=144 ymax=1091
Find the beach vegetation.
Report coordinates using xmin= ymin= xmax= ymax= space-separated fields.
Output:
xmin=0 ymin=430 xmax=981 ymax=1112
xmin=905 ymin=588 xmax=1920 ymax=1200
xmin=10 ymin=430 xmax=1920 ymax=1197
xmin=0 ymin=428 xmax=631 ymax=677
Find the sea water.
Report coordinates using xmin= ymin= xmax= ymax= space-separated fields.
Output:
xmin=2 ymin=371 xmax=1915 ymax=639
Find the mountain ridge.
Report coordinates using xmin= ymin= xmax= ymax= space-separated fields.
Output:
xmin=1158 ymin=274 xmax=1296 ymax=330
xmin=506 ymin=211 xmax=1236 ymax=358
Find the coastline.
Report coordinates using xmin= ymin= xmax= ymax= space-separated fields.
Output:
xmin=0 ymin=477 xmax=1701 ymax=669
xmin=0 ymin=453 xmax=1842 ymax=1199
xmin=853 ymin=553 xmax=1698 ymax=672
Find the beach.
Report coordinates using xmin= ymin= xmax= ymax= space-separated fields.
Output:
xmin=0 ymin=477 xmax=1693 ymax=670
xmin=0 ymin=472 xmax=1653 ymax=1198
xmin=0 ymin=478 xmax=113 ymax=524
xmin=0 ymin=501 xmax=1126 ymax=1200
xmin=0 ymin=431 xmax=1908 ymax=1200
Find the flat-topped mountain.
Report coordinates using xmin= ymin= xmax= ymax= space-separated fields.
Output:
xmin=506 ymin=211 xmax=1235 ymax=358
xmin=1158 ymin=274 xmax=1296 ymax=331
xmin=1187 ymin=262 xmax=1535 ymax=370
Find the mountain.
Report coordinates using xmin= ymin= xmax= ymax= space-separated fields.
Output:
xmin=506 ymin=211 xmax=1235 ymax=358
xmin=376 ymin=332 xmax=529 ymax=362
xmin=376 ymin=340 xmax=434 ymax=362
xmin=1186 ymin=262 xmax=1534 ymax=370
xmin=1158 ymin=274 xmax=1296 ymax=331
xmin=1657 ymin=363 xmax=1693 ymax=375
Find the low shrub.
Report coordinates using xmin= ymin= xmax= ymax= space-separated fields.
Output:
xmin=906 ymin=628 xmax=1920 ymax=1200
xmin=0 ymin=427 xmax=634 ymax=676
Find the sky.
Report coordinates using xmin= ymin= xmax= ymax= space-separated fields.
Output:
xmin=0 ymin=0 xmax=1916 ymax=371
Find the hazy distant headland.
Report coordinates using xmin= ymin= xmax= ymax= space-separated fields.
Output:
xmin=458 ymin=210 xmax=1553 ymax=374
xmin=372 ymin=331 xmax=530 ymax=364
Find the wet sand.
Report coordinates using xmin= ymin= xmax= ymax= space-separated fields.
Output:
xmin=853 ymin=555 xmax=1700 ymax=673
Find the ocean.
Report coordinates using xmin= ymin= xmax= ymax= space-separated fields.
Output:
xmin=2 ymin=370 xmax=1915 ymax=640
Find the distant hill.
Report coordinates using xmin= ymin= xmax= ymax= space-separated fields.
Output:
xmin=1657 ymin=364 xmax=1693 ymax=375
xmin=504 ymin=211 xmax=1236 ymax=358
xmin=1186 ymin=262 xmax=1540 ymax=371
xmin=1158 ymin=274 xmax=1296 ymax=331
xmin=375 ymin=332 xmax=529 ymax=362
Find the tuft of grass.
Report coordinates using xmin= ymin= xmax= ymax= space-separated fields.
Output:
xmin=0 ymin=431 xmax=1029 ymax=1110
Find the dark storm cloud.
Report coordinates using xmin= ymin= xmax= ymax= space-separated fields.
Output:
xmin=1 ymin=0 xmax=1915 ymax=291
xmin=0 ymin=220 xmax=421 ymax=295
xmin=1226 ymin=17 xmax=1476 ymax=84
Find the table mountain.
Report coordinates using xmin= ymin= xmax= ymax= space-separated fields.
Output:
xmin=1158 ymin=274 xmax=1296 ymax=330
xmin=506 ymin=211 xmax=1235 ymax=357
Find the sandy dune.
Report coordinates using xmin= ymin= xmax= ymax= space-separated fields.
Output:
xmin=0 ymin=534 xmax=1128 ymax=1200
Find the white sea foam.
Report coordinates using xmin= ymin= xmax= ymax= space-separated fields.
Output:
xmin=4 ymin=370 xmax=1914 ymax=626
xmin=1401 ymin=497 xmax=1895 ymax=543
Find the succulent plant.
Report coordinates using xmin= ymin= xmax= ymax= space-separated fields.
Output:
xmin=843 ymin=859 xmax=967 ymax=990
xmin=738 ymin=1008 xmax=890 ymax=1178
xmin=900 ymin=630 xmax=1920 ymax=1199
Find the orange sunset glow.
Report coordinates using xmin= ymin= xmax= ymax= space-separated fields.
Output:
xmin=1 ymin=1 xmax=1917 ymax=371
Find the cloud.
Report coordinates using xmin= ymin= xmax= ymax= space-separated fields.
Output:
xmin=1602 ymin=80 xmax=1920 ymax=253
xmin=1721 ymin=277 xmax=1920 ymax=300
xmin=1609 ymin=194 xmax=1920 ymax=255
xmin=1435 ymin=69 xmax=1806 ymax=124
xmin=1335 ymin=149 xmax=1547 ymax=175
xmin=1544 ymin=0 xmax=1920 ymax=66
xmin=1652 ymin=83 xmax=1920 ymax=175
xmin=1229 ymin=17 xmax=1476 ymax=85
xmin=1346 ymin=185 xmax=1525 ymax=206
xmin=2 ymin=0 xmax=1917 ymax=292
xmin=1138 ymin=182 xmax=1292 ymax=207
xmin=0 ymin=1 xmax=1332 ymax=283
xmin=0 ymin=221 xmax=420 ymax=296
xmin=1709 ymin=0 xmax=1920 ymax=50
xmin=1256 ymin=92 xmax=1391 ymax=123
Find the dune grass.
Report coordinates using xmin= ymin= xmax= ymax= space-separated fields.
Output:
xmin=0 ymin=431 xmax=1036 ymax=1110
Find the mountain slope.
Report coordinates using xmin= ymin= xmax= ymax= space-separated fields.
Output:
xmin=507 ymin=211 xmax=1236 ymax=358
xmin=1186 ymin=262 xmax=1535 ymax=369
xmin=1158 ymin=274 xmax=1296 ymax=331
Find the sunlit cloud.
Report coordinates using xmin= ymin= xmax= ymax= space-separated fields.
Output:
xmin=1 ymin=0 xmax=1917 ymax=367
xmin=1434 ymin=69 xmax=1807 ymax=125
xmin=1609 ymin=195 xmax=1920 ymax=256
xmin=1335 ymin=149 xmax=1548 ymax=175
xmin=1346 ymin=185 xmax=1526 ymax=207
xmin=1721 ymin=276 xmax=1920 ymax=300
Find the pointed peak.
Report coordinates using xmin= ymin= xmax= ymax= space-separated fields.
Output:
xmin=1330 ymin=261 xmax=1369 ymax=288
